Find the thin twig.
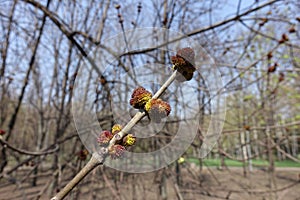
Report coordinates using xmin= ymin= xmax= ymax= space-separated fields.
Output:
xmin=51 ymin=70 xmax=178 ymax=200
xmin=0 ymin=137 xmax=58 ymax=156
xmin=108 ymin=71 xmax=178 ymax=149
xmin=51 ymin=153 xmax=102 ymax=200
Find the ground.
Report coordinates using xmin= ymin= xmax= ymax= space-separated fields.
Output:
xmin=0 ymin=166 xmax=299 ymax=200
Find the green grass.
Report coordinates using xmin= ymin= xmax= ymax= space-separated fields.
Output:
xmin=187 ymin=158 xmax=300 ymax=168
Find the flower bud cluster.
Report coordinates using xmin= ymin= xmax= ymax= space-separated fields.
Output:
xmin=97 ymin=49 xmax=196 ymax=159
xmin=97 ymin=124 xmax=136 ymax=159
xmin=129 ymin=87 xmax=171 ymax=122
xmin=171 ymin=47 xmax=196 ymax=81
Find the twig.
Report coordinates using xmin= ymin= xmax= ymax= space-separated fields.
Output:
xmin=51 ymin=153 xmax=103 ymax=200
xmin=120 ymin=0 xmax=281 ymax=57
xmin=101 ymin=168 xmax=122 ymax=200
xmin=173 ymin=183 xmax=184 ymax=200
xmin=34 ymin=177 xmax=53 ymax=200
xmin=107 ymin=71 xmax=178 ymax=149
xmin=0 ymin=137 xmax=59 ymax=156
xmin=51 ymin=70 xmax=178 ymax=200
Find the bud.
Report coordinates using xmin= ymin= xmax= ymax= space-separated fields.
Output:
xmin=268 ymin=63 xmax=278 ymax=73
xmin=112 ymin=124 xmax=123 ymax=135
xmin=172 ymin=47 xmax=195 ymax=72
xmin=289 ymin=26 xmax=296 ymax=33
xmin=137 ymin=3 xmax=142 ymax=12
xmin=267 ymin=51 xmax=273 ymax=60
xmin=99 ymin=75 xmax=107 ymax=85
xmin=145 ymin=99 xmax=171 ymax=122
xmin=97 ymin=130 xmax=113 ymax=145
xmin=244 ymin=125 xmax=251 ymax=131
xmin=123 ymin=134 xmax=136 ymax=146
xmin=259 ymin=18 xmax=268 ymax=26
xmin=279 ymin=34 xmax=289 ymax=44
xmin=109 ymin=144 xmax=126 ymax=159
xmin=171 ymin=47 xmax=196 ymax=81
xmin=114 ymin=4 xmax=121 ymax=9
xmin=77 ymin=149 xmax=89 ymax=161
xmin=130 ymin=87 xmax=152 ymax=109
xmin=0 ymin=130 xmax=5 ymax=135
xmin=278 ymin=72 xmax=285 ymax=82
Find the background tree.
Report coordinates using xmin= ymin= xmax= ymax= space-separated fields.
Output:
xmin=0 ymin=0 xmax=299 ymax=199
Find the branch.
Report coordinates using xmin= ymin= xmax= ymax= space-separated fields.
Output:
xmin=222 ymin=120 xmax=300 ymax=135
xmin=51 ymin=70 xmax=179 ymax=200
xmin=120 ymin=0 xmax=281 ymax=57
xmin=0 ymin=136 xmax=59 ymax=156
xmin=51 ymin=153 xmax=102 ymax=200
